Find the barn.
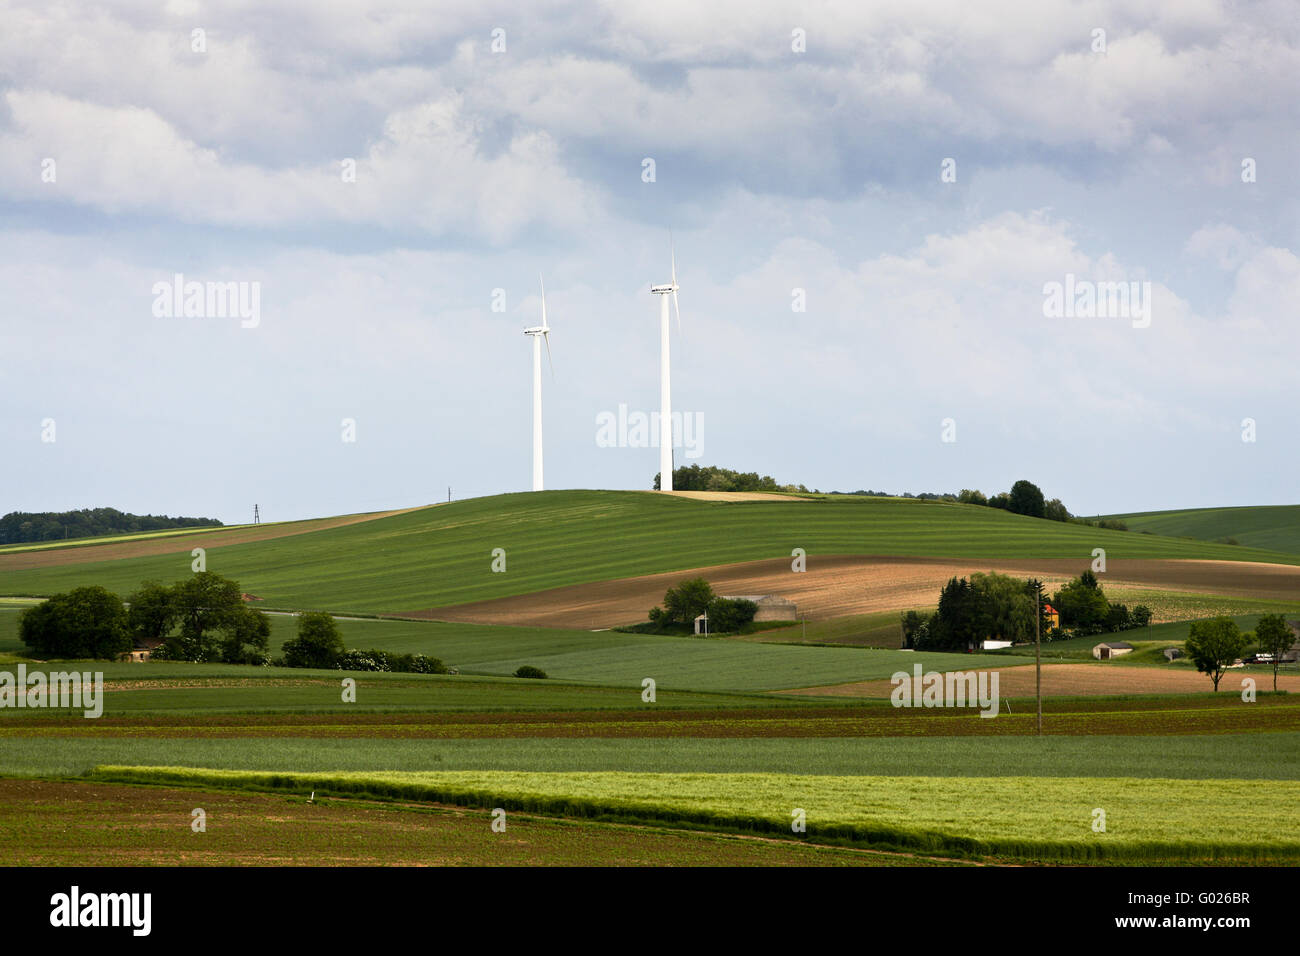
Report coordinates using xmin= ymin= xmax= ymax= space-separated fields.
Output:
xmin=1093 ymin=641 xmax=1134 ymax=660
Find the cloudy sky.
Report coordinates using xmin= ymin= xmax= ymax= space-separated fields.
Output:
xmin=2 ymin=0 xmax=1296 ymax=524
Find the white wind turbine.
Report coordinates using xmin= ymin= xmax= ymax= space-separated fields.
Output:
xmin=650 ymin=241 xmax=682 ymax=491
xmin=524 ymin=276 xmax=553 ymax=491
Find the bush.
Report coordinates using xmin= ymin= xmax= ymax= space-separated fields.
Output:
xmin=514 ymin=665 xmax=548 ymax=679
xmin=282 ymin=612 xmax=346 ymax=669
xmin=335 ymin=649 xmax=449 ymax=674
xmin=18 ymin=586 xmax=131 ymax=659
xmin=702 ymin=597 xmax=758 ymax=634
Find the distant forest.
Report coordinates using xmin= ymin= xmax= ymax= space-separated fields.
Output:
xmin=0 ymin=508 xmax=223 ymax=544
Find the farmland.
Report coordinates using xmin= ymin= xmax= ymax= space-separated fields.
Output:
xmin=3 ymin=491 xmax=1298 ymax=616
xmin=84 ymin=765 xmax=1300 ymax=862
xmin=1103 ymin=504 xmax=1300 ymax=556
xmin=2 ymin=490 xmax=1298 ymax=867
xmin=0 ymin=778 xmax=920 ymax=867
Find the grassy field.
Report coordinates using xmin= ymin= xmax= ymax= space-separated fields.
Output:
xmin=0 ymin=608 xmax=1015 ymax=693
xmin=3 ymin=491 xmax=1295 ymax=615
xmin=737 ymin=611 xmax=908 ymax=647
xmin=1 ymin=731 xmax=1295 ymax=779
xmin=87 ymin=765 xmax=1300 ymax=861
xmin=1103 ymin=504 xmax=1300 ymax=555
xmin=0 ymin=778 xmax=925 ymax=867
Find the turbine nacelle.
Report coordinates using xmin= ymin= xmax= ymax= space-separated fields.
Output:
xmin=523 ymin=325 xmax=549 ymax=335
xmin=650 ymin=283 xmax=678 ymax=295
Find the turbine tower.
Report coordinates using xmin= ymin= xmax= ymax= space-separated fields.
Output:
xmin=524 ymin=276 xmax=553 ymax=491
xmin=650 ymin=242 xmax=681 ymax=492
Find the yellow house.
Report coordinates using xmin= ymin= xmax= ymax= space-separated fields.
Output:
xmin=1043 ymin=603 xmax=1060 ymax=629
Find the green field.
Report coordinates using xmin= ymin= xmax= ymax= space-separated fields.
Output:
xmin=4 ymin=491 xmax=1296 ymax=615
xmin=2 ymin=732 xmax=1295 ymax=779
xmin=0 ymin=608 xmax=1013 ymax=693
xmin=88 ymin=765 xmax=1300 ymax=861
xmin=1104 ymin=504 xmax=1300 ymax=555
xmin=4 ymin=490 xmax=1298 ymax=867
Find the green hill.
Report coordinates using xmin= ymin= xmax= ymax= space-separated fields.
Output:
xmin=1103 ymin=505 xmax=1300 ymax=556
xmin=1 ymin=491 xmax=1296 ymax=615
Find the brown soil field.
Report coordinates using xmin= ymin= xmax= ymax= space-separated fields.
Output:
xmin=0 ymin=507 xmax=425 ymax=572
xmin=0 ymin=778 xmax=934 ymax=866
xmin=413 ymin=555 xmax=1300 ymax=629
xmin=784 ymin=662 xmax=1300 ymax=698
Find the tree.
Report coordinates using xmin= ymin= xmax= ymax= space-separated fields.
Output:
xmin=1008 ymin=480 xmax=1046 ymax=518
xmin=18 ymin=586 xmax=131 ymax=659
xmin=703 ymin=597 xmax=758 ymax=633
xmin=928 ymin=577 xmax=982 ymax=650
xmin=1043 ymin=498 xmax=1071 ymax=522
xmin=282 ymin=612 xmax=345 ymax=669
xmin=219 ymin=606 xmax=271 ymax=665
xmin=969 ymin=571 xmax=1036 ymax=644
xmin=1053 ymin=571 xmax=1110 ymax=633
xmin=1185 ymin=616 xmax=1251 ymax=691
xmin=159 ymin=572 xmax=245 ymax=661
xmin=1254 ymin=614 xmax=1295 ymax=692
xmin=126 ymin=580 xmax=176 ymax=649
xmin=987 ymin=492 xmax=1012 ymax=511
xmin=661 ymin=578 xmax=715 ymax=626
xmin=1131 ymin=605 xmax=1153 ymax=629
xmin=900 ymin=610 xmax=930 ymax=648
xmin=956 ymin=489 xmax=988 ymax=506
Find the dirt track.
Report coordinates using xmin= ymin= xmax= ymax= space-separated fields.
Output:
xmin=0 ymin=507 xmax=425 ymax=572
xmin=413 ymin=555 xmax=1300 ymax=629
xmin=781 ymin=662 xmax=1300 ymax=698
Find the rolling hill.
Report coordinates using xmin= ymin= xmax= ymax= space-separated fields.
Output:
xmin=1 ymin=491 xmax=1297 ymax=616
xmin=1102 ymin=504 xmax=1300 ymax=556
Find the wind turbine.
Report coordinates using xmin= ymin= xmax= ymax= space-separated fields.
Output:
xmin=523 ymin=276 xmax=553 ymax=491
xmin=650 ymin=240 xmax=681 ymax=492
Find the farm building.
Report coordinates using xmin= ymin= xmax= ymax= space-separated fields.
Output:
xmin=720 ymin=594 xmax=798 ymax=622
xmin=1093 ymin=641 xmax=1134 ymax=660
xmin=1284 ymin=621 xmax=1300 ymax=663
xmin=1043 ymin=603 xmax=1060 ymax=629
xmin=1163 ymin=647 xmax=1183 ymax=661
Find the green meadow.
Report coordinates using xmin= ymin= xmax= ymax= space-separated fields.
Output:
xmin=2 ymin=733 xmax=1295 ymax=779
xmin=3 ymin=491 xmax=1295 ymax=614
xmin=0 ymin=608 xmax=1015 ymax=693
xmin=1103 ymin=504 xmax=1300 ymax=555
xmin=87 ymin=765 xmax=1300 ymax=861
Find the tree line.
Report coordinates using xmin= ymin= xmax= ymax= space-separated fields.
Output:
xmin=655 ymin=473 xmax=1128 ymax=531
xmin=653 ymin=465 xmax=809 ymax=493
xmin=901 ymin=569 xmax=1153 ymax=651
xmin=0 ymin=508 xmax=223 ymax=544
xmin=16 ymin=573 xmax=446 ymax=673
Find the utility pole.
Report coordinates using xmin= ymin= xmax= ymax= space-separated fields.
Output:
xmin=253 ymin=504 xmax=260 ymax=525
xmin=447 ymin=487 xmax=451 ymax=503
xmin=1036 ymin=586 xmax=1042 ymax=736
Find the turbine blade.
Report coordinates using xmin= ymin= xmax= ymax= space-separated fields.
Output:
xmin=544 ymin=330 xmax=554 ymax=379
xmin=672 ymin=289 xmax=681 ymax=334
xmin=539 ymin=274 xmax=547 ymax=327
